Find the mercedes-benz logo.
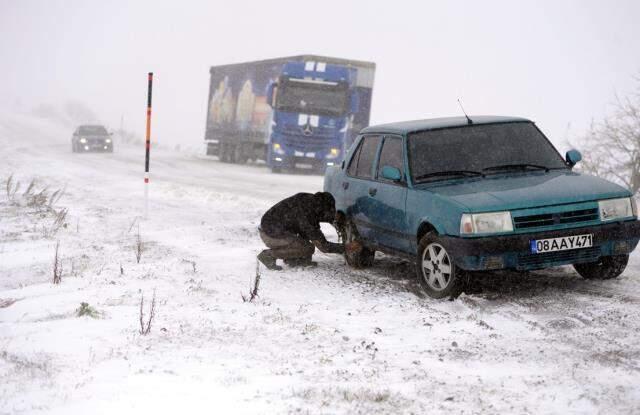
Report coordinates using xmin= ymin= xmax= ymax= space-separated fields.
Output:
xmin=302 ymin=123 xmax=313 ymax=136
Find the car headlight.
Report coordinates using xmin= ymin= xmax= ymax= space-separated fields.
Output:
xmin=599 ymin=197 xmax=634 ymax=221
xmin=460 ymin=211 xmax=513 ymax=234
xmin=326 ymin=148 xmax=341 ymax=159
xmin=105 ymin=138 xmax=112 ymax=143
xmin=79 ymin=138 xmax=87 ymax=143
xmin=272 ymin=143 xmax=285 ymax=155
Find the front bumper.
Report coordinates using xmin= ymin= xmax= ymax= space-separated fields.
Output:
xmin=79 ymin=142 xmax=112 ymax=152
xmin=270 ymin=154 xmax=339 ymax=171
xmin=439 ymin=220 xmax=640 ymax=271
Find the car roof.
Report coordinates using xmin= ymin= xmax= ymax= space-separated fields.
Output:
xmin=360 ymin=116 xmax=531 ymax=135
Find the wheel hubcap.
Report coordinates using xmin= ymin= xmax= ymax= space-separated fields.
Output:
xmin=421 ymin=243 xmax=452 ymax=291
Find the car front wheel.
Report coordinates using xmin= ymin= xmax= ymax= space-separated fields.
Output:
xmin=573 ymin=254 xmax=628 ymax=280
xmin=416 ymin=232 xmax=464 ymax=299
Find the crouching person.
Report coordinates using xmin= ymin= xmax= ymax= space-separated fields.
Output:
xmin=258 ymin=192 xmax=345 ymax=270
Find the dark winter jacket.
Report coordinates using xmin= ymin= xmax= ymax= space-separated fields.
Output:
xmin=260 ymin=192 xmax=342 ymax=253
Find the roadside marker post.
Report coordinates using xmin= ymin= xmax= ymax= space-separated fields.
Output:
xmin=144 ymin=72 xmax=153 ymax=218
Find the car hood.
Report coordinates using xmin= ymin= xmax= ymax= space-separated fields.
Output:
xmin=416 ymin=170 xmax=630 ymax=212
xmin=80 ymin=135 xmax=109 ymax=140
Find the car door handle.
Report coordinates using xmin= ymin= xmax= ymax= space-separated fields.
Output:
xmin=368 ymin=187 xmax=377 ymax=196
xmin=342 ymin=182 xmax=349 ymax=190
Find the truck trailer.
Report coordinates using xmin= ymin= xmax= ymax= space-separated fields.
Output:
xmin=204 ymin=55 xmax=375 ymax=173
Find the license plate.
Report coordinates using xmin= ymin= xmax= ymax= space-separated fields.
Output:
xmin=295 ymin=163 xmax=314 ymax=169
xmin=530 ymin=234 xmax=593 ymax=254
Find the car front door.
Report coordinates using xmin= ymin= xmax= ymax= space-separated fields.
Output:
xmin=367 ymin=135 xmax=410 ymax=252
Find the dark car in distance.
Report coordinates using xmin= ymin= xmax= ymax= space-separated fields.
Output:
xmin=71 ymin=125 xmax=113 ymax=153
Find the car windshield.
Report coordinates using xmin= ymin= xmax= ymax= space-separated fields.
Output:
xmin=276 ymin=78 xmax=348 ymax=117
xmin=79 ymin=125 xmax=108 ymax=135
xmin=408 ymin=122 xmax=567 ymax=182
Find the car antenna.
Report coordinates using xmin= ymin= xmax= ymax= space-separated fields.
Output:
xmin=457 ymin=99 xmax=473 ymax=125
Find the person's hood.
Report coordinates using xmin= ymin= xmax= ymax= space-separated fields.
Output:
xmin=416 ymin=170 xmax=631 ymax=212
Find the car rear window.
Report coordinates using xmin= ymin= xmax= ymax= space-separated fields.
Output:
xmin=353 ymin=135 xmax=381 ymax=179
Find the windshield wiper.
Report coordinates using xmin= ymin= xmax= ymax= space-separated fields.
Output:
xmin=482 ymin=163 xmax=549 ymax=173
xmin=415 ymin=170 xmax=484 ymax=182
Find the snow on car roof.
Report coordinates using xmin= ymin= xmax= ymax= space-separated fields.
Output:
xmin=361 ymin=115 xmax=531 ymax=135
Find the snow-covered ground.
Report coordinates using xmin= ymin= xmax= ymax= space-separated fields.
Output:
xmin=1 ymin=111 xmax=640 ymax=414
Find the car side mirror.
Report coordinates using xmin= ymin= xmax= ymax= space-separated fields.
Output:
xmin=381 ymin=165 xmax=402 ymax=182
xmin=350 ymin=92 xmax=360 ymax=113
xmin=267 ymin=82 xmax=278 ymax=107
xmin=566 ymin=149 xmax=582 ymax=167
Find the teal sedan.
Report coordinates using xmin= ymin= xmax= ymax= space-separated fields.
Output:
xmin=324 ymin=116 xmax=640 ymax=299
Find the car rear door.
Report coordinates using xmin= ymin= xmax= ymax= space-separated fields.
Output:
xmin=344 ymin=135 xmax=382 ymax=241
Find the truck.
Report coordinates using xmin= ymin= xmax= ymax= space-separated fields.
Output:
xmin=203 ymin=55 xmax=375 ymax=173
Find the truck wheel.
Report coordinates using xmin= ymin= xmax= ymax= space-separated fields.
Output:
xmin=271 ymin=167 xmax=282 ymax=174
xmin=416 ymin=232 xmax=464 ymax=299
xmin=233 ymin=145 xmax=247 ymax=164
xmin=573 ymin=255 xmax=628 ymax=280
xmin=343 ymin=219 xmax=375 ymax=268
xmin=72 ymin=142 xmax=76 ymax=153
xmin=219 ymin=143 xmax=230 ymax=162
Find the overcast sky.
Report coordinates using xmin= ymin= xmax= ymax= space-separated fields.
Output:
xmin=1 ymin=0 xmax=639 ymax=151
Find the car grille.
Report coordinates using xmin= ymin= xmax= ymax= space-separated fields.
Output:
xmin=513 ymin=208 xmax=599 ymax=230
xmin=517 ymin=246 xmax=601 ymax=269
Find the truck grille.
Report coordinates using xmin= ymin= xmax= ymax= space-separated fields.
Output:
xmin=513 ymin=208 xmax=599 ymax=230
xmin=517 ymin=246 xmax=601 ymax=269
xmin=282 ymin=134 xmax=335 ymax=152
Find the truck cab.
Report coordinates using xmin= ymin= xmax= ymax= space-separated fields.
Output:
xmin=267 ymin=60 xmax=358 ymax=173
xmin=203 ymin=55 xmax=374 ymax=173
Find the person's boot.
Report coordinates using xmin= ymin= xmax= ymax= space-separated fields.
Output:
xmin=258 ymin=251 xmax=282 ymax=271
xmin=284 ymin=258 xmax=318 ymax=268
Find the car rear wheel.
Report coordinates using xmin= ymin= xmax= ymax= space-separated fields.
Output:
xmin=343 ymin=219 xmax=375 ymax=268
xmin=573 ymin=254 xmax=628 ymax=280
xmin=233 ymin=144 xmax=247 ymax=164
xmin=416 ymin=232 xmax=464 ymax=299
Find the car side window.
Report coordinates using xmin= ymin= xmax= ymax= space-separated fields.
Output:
xmin=354 ymin=135 xmax=382 ymax=179
xmin=347 ymin=139 xmax=364 ymax=176
xmin=376 ymin=136 xmax=404 ymax=182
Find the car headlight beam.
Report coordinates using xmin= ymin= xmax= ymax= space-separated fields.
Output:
xmin=460 ymin=211 xmax=513 ymax=235
xmin=272 ymin=143 xmax=285 ymax=155
xmin=326 ymin=148 xmax=341 ymax=159
xmin=599 ymin=197 xmax=634 ymax=221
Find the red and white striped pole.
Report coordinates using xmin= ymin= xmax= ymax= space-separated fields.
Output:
xmin=144 ymin=72 xmax=153 ymax=218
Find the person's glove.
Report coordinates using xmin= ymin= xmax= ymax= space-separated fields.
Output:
xmin=345 ymin=240 xmax=362 ymax=255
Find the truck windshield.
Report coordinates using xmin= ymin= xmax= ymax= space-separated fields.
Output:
xmin=408 ymin=122 xmax=568 ymax=183
xmin=79 ymin=125 xmax=108 ymax=135
xmin=276 ymin=78 xmax=349 ymax=117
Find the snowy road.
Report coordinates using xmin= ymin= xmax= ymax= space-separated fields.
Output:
xmin=1 ymin=113 xmax=640 ymax=414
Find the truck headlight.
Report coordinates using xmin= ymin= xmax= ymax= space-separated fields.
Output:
xmin=326 ymin=148 xmax=340 ymax=159
xmin=599 ymin=197 xmax=634 ymax=221
xmin=272 ymin=143 xmax=285 ymax=155
xmin=105 ymin=138 xmax=112 ymax=143
xmin=460 ymin=212 xmax=513 ymax=235
xmin=79 ymin=138 xmax=87 ymax=143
